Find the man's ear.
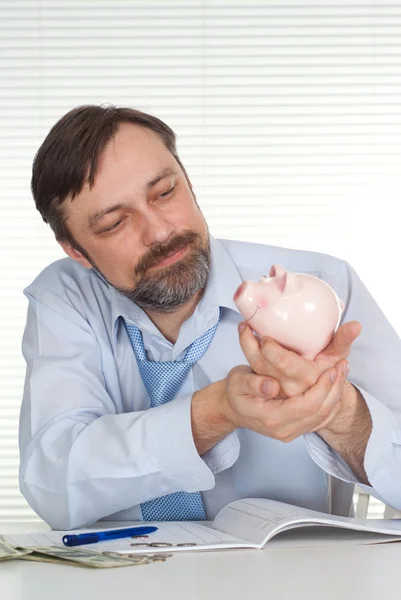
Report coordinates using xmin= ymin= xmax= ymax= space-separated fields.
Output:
xmin=58 ymin=240 xmax=93 ymax=269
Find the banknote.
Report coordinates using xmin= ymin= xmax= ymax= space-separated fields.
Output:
xmin=20 ymin=552 xmax=72 ymax=566
xmin=25 ymin=546 xmax=148 ymax=568
xmin=20 ymin=552 xmax=152 ymax=567
xmin=0 ymin=534 xmax=171 ymax=568
xmin=25 ymin=546 xmax=171 ymax=568
xmin=0 ymin=535 xmax=32 ymax=561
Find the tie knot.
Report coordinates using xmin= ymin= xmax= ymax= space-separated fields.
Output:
xmin=183 ymin=314 xmax=221 ymax=364
xmin=124 ymin=307 xmax=222 ymax=366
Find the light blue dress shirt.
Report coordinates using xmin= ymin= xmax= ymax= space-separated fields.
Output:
xmin=19 ymin=236 xmax=401 ymax=529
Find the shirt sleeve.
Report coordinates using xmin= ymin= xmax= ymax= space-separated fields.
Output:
xmin=19 ymin=290 xmax=215 ymax=530
xmin=303 ymin=260 xmax=401 ymax=510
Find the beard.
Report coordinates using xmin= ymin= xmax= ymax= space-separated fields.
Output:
xmin=123 ymin=231 xmax=210 ymax=313
xmin=87 ymin=230 xmax=211 ymax=314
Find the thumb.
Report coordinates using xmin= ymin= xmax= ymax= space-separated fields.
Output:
xmin=326 ymin=321 xmax=362 ymax=358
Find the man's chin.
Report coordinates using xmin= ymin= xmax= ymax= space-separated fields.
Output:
xmin=125 ymin=251 xmax=209 ymax=311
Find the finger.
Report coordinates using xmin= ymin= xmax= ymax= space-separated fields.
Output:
xmin=246 ymin=374 xmax=280 ymax=399
xmin=323 ymin=321 xmax=362 ymax=359
xmin=258 ymin=361 xmax=348 ymax=442
xmin=280 ymin=360 xmax=348 ymax=424
xmin=260 ymin=335 xmax=309 ymax=378
xmin=298 ymin=360 xmax=348 ymax=432
xmin=308 ymin=359 xmax=349 ymax=431
xmin=260 ymin=335 xmax=327 ymax=399
xmin=233 ymin=368 xmax=280 ymax=399
xmin=238 ymin=322 xmax=276 ymax=377
xmin=255 ymin=367 xmax=337 ymax=442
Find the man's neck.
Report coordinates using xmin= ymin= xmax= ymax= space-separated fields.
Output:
xmin=144 ymin=289 xmax=204 ymax=344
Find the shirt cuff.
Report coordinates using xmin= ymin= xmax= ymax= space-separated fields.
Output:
xmin=358 ymin=386 xmax=401 ymax=507
xmin=304 ymin=385 xmax=401 ymax=507
xmin=304 ymin=429 xmax=359 ymax=484
xmin=145 ymin=394 xmax=216 ymax=493
xmin=201 ymin=431 xmax=240 ymax=475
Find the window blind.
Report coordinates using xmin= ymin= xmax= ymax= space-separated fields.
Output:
xmin=1 ymin=0 xmax=400 ymax=520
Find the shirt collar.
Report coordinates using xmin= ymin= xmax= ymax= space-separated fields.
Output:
xmin=198 ymin=235 xmax=242 ymax=317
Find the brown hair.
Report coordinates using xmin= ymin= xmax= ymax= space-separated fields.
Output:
xmin=31 ymin=104 xmax=184 ymax=243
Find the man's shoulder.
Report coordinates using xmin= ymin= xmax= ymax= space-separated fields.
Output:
xmin=24 ymin=257 xmax=106 ymax=305
xmin=217 ymin=237 xmax=344 ymax=282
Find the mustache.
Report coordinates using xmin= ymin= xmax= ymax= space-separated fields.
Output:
xmin=134 ymin=231 xmax=201 ymax=276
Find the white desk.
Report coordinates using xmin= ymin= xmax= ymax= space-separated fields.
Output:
xmin=1 ymin=521 xmax=400 ymax=600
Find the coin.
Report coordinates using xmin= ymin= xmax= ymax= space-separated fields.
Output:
xmin=130 ymin=542 xmax=151 ymax=547
xmin=149 ymin=542 xmax=172 ymax=548
xmin=151 ymin=553 xmax=172 ymax=562
xmin=176 ymin=543 xmax=197 ymax=547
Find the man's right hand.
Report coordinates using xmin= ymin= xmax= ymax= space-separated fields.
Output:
xmin=191 ymin=360 xmax=347 ymax=456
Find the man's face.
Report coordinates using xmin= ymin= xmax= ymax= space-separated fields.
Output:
xmin=60 ymin=123 xmax=210 ymax=312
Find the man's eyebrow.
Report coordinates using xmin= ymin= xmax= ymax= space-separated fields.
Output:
xmin=87 ymin=204 xmax=125 ymax=229
xmin=147 ymin=167 xmax=178 ymax=188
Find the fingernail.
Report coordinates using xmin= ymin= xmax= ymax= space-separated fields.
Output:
xmin=238 ymin=323 xmax=246 ymax=333
xmin=330 ymin=370 xmax=337 ymax=383
xmin=342 ymin=364 xmax=349 ymax=378
xmin=262 ymin=380 xmax=274 ymax=395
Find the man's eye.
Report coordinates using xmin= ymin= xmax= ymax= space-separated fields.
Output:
xmin=159 ymin=185 xmax=175 ymax=199
xmin=101 ymin=219 xmax=123 ymax=233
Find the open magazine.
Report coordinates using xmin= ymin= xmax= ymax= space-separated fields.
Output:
xmin=5 ymin=497 xmax=401 ymax=555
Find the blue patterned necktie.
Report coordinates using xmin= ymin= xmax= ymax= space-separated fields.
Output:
xmin=124 ymin=308 xmax=222 ymax=521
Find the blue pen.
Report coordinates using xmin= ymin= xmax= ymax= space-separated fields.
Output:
xmin=62 ymin=526 xmax=158 ymax=547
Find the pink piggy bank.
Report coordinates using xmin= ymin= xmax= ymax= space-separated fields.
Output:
xmin=233 ymin=264 xmax=345 ymax=360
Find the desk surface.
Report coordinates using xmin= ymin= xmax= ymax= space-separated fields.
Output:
xmin=1 ymin=521 xmax=400 ymax=600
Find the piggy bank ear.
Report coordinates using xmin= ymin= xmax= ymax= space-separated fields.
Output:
xmin=269 ymin=264 xmax=287 ymax=278
xmin=269 ymin=264 xmax=301 ymax=296
xmin=269 ymin=264 xmax=288 ymax=293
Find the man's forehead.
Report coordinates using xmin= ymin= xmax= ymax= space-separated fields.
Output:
xmin=103 ymin=122 xmax=165 ymax=158
xmin=92 ymin=125 xmax=172 ymax=182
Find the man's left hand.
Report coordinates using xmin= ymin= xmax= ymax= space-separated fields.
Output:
xmin=238 ymin=320 xmax=362 ymax=399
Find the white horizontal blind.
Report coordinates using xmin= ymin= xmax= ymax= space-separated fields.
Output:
xmin=1 ymin=0 xmax=400 ymax=520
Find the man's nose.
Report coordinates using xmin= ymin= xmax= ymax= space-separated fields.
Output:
xmin=140 ymin=207 xmax=176 ymax=247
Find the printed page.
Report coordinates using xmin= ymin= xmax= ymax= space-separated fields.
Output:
xmin=5 ymin=521 xmax=256 ymax=555
xmin=212 ymin=498 xmax=309 ymax=546
xmin=267 ymin=526 xmax=401 ymax=548
xmin=212 ymin=498 xmax=401 ymax=547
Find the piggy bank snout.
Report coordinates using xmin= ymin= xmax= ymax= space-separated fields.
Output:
xmin=234 ymin=282 xmax=247 ymax=302
xmin=233 ymin=281 xmax=261 ymax=320
xmin=234 ymin=281 xmax=259 ymax=305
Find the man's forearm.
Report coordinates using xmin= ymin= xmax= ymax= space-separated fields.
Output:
xmin=191 ymin=372 xmax=373 ymax=484
xmin=191 ymin=380 xmax=236 ymax=455
xmin=318 ymin=382 xmax=372 ymax=484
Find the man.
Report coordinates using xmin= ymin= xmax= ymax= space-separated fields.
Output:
xmin=19 ymin=105 xmax=401 ymax=530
